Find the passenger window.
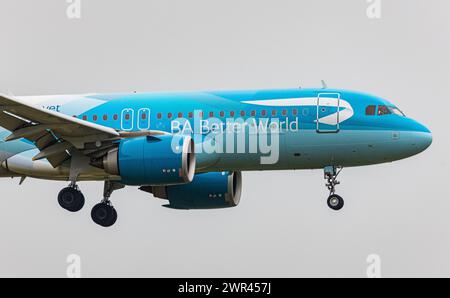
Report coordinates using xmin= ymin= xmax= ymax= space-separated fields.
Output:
xmin=230 ymin=111 xmax=235 ymax=117
xmin=292 ymin=108 xmax=298 ymax=116
xmin=113 ymin=114 xmax=118 ymax=121
xmin=261 ymin=110 xmax=267 ymax=117
xmin=178 ymin=112 xmax=183 ymax=118
xmin=157 ymin=113 xmax=162 ymax=119
xmin=302 ymin=108 xmax=309 ymax=116
xmin=377 ymin=105 xmax=391 ymax=116
xmin=188 ymin=112 xmax=193 ymax=119
xmin=365 ymin=105 xmax=376 ymax=116
xmin=251 ymin=110 xmax=256 ymax=117
xmin=220 ymin=111 xmax=225 ymax=117
xmin=167 ymin=112 xmax=173 ymax=119
xmin=209 ymin=112 xmax=214 ymax=118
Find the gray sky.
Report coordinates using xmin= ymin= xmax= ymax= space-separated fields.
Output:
xmin=0 ymin=0 xmax=448 ymax=277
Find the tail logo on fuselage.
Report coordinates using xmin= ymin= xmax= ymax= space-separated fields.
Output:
xmin=241 ymin=97 xmax=354 ymax=125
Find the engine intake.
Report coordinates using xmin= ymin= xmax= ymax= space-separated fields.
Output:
xmin=103 ymin=135 xmax=195 ymax=186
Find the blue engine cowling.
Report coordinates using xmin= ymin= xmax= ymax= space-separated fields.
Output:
xmin=103 ymin=135 xmax=196 ymax=186
xmin=142 ymin=171 xmax=242 ymax=209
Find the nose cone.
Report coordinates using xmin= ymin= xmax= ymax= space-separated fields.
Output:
xmin=414 ymin=131 xmax=433 ymax=153
xmin=410 ymin=121 xmax=432 ymax=154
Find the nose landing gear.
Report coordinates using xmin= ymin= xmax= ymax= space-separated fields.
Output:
xmin=324 ymin=166 xmax=344 ymax=211
xmin=327 ymin=193 xmax=344 ymax=211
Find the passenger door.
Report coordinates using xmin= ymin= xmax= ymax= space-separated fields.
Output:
xmin=316 ymin=93 xmax=340 ymax=133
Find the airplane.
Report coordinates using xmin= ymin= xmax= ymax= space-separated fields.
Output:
xmin=0 ymin=87 xmax=432 ymax=227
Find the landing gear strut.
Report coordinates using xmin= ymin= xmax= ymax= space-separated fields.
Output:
xmin=324 ymin=166 xmax=344 ymax=211
xmin=58 ymin=183 xmax=85 ymax=212
xmin=91 ymin=181 xmax=124 ymax=227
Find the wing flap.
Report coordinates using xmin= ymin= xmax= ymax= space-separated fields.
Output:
xmin=35 ymin=133 xmax=59 ymax=151
xmin=46 ymin=152 xmax=70 ymax=168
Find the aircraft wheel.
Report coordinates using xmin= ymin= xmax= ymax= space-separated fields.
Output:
xmin=327 ymin=194 xmax=344 ymax=211
xmin=58 ymin=187 xmax=85 ymax=212
xmin=91 ymin=203 xmax=117 ymax=227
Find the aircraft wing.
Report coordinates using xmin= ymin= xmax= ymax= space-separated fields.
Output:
xmin=0 ymin=94 xmax=120 ymax=167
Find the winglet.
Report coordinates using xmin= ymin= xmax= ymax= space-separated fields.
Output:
xmin=321 ymin=80 xmax=328 ymax=89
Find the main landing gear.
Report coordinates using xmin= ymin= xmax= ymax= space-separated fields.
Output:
xmin=58 ymin=183 xmax=85 ymax=212
xmin=324 ymin=166 xmax=344 ymax=211
xmin=91 ymin=181 xmax=124 ymax=228
xmin=57 ymin=180 xmax=124 ymax=228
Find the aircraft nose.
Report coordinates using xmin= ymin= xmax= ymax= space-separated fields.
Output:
xmin=414 ymin=131 xmax=432 ymax=152
xmin=411 ymin=122 xmax=432 ymax=153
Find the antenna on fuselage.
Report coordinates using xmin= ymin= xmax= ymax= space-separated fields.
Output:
xmin=321 ymin=80 xmax=328 ymax=89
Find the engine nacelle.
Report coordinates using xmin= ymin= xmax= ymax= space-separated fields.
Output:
xmin=103 ymin=135 xmax=195 ymax=186
xmin=142 ymin=171 xmax=242 ymax=209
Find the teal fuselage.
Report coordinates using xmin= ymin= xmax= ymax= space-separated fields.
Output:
xmin=0 ymin=88 xmax=432 ymax=179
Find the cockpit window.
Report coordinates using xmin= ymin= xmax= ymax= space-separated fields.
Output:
xmin=365 ymin=105 xmax=376 ymax=116
xmin=389 ymin=106 xmax=406 ymax=116
xmin=377 ymin=105 xmax=391 ymax=116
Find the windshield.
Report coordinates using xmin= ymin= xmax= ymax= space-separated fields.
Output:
xmin=377 ymin=105 xmax=391 ymax=115
xmin=389 ymin=106 xmax=406 ymax=116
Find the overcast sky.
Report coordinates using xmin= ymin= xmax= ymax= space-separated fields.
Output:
xmin=0 ymin=0 xmax=448 ymax=277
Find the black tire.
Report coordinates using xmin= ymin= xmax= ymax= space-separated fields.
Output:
xmin=327 ymin=194 xmax=344 ymax=211
xmin=91 ymin=203 xmax=117 ymax=227
xmin=58 ymin=187 xmax=85 ymax=212
xmin=110 ymin=208 xmax=118 ymax=226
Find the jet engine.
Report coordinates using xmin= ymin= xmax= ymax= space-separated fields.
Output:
xmin=141 ymin=171 xmax=242 ymax=209
xmin=102 ymin=135 xmax=195 ymax=186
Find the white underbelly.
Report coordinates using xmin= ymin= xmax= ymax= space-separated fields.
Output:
xmin=2 ymin=149 xmax=112 ymax=181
